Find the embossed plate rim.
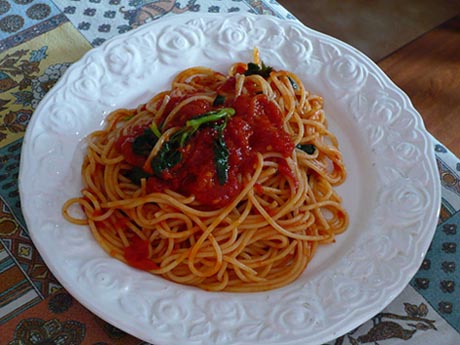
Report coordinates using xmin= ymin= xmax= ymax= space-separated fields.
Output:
xmin=19 ymin=13 xmax=441 ymax=345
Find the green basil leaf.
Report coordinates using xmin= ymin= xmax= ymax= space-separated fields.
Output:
xmin=213 ymin=122 xmax=229 ymax=185
xmin=288 ymin=76 xmax=298 ymax=90
xmin=150 ymin=108 xmax=235 ymax=179
xmin=213 ymin=94 xmax=226 ymax=107
xmin=244 ymin=61 xmax=273 ymax=78
xmin=296 ymin=143 xmax=316 ymax=155
xmin=186 ymin=108 xmax=235 ymax=131
xmin=125 ymin=167 xmax=151 ymax=185
xmin=151 ymin=135 xmax=182 ymax=177
xmin=150 ymin=122 xmax=162 ymax=138
xmin=132 ymin=128 xmax=158 ymax=156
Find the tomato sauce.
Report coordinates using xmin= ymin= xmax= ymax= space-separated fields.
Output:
xmin=165 ymin=98 xmax=211 ymax=128
xmin=124 ymin=237 xmax=158 ymax=271
xmin=115 ymin=125 xmax=148 ymax=167
xmin=116 ymin=86 xmax=296 ymax=210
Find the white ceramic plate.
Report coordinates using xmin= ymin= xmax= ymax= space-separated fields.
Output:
xmin=19 ymin=13 xmax=440 ymax=345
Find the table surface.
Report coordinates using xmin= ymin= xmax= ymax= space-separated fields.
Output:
xmin=0 ymin=2 xmax=459 ymax=345
xmin=378 ymin=15 xmax=460 ymax=156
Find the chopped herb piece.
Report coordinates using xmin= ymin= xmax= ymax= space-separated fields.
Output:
xmin=244 ymin=61 xmax=273 ymax=78
xmin=125 ymin=166 xmax=151 ymax=185
xmin=244 ymin=62 xmax=259 ymax=76
xmin=123 ymin=115 xmax=134 ymax=121
xmin=296 ymin=143 xmax=316 ymax=155
xmin=132 ymin=128 xmax=159 ymax=156
xmin=213 ymin=94 xmax=226 ymax=107
xmin=213 ymin=121 xmax=230 ymax=185
xmin=150 ymin=122 xmax=162 ymax=138
xmin=151 ymin=132 xmax=183 ymax=177
xmin=186 ymin=108 xmax=235 ymax=130
xmin=288 ymin=76 xmax=298 ymax=90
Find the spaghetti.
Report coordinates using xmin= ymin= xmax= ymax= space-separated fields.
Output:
xmin=63 ymin=52 xmax=348 ymax=292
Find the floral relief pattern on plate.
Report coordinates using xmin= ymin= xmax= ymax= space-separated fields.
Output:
xmin=19 ymin=13 xmax=440 ymax=345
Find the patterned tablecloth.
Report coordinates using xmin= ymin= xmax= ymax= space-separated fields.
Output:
xmin=0 ymin=1 xmax=459 ymax=344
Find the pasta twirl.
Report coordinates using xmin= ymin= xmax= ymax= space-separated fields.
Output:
xmin=63 ymin=53 xmax=348 ymax=292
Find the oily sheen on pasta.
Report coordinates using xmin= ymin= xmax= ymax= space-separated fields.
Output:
xmin=63 ymin=53 xmax=348 ymax=292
